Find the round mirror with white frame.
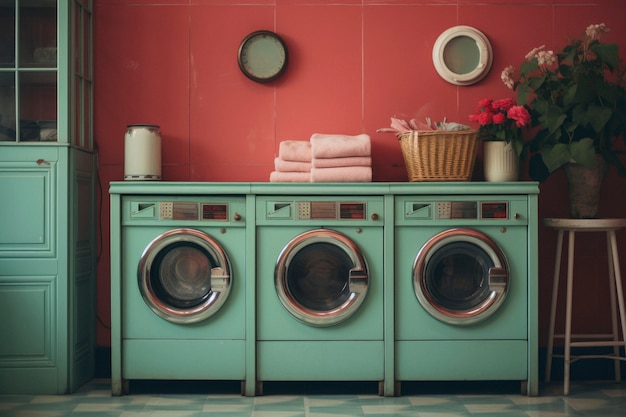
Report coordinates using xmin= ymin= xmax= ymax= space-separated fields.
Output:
xmin=432 ymin=26 xmax=493 ymax=86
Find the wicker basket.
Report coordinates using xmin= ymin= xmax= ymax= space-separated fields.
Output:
xmin=397 ymin=130 xmax=478 ymax=181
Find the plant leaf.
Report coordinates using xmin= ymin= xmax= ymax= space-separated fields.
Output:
xmin=591 ymin=43 xmax=619 ymax=69
xmin=586 ymin=104 xmax=613 ymax=133
xmin=520 ymin=59 xmax=538 ymax=76
xmin=569 ymin=138 xmax=596 ymax=167
xmin=511 ymin=139 xmax=524 ymax=158
xmin=517 ymin=83 xmax=531 ymax=106
xmin=562 ymin=83 xmax=577 ymax=107
xmin=542 ymin=106 xmax=567 ymax=134
xmin=541 ymin=143 xmax=572 ymax=172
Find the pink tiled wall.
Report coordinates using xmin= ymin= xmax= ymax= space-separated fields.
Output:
xmin=94 ymin=0 xmax=626 ymax=346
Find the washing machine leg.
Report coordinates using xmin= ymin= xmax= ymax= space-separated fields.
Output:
xmin=122 ymin=379 xmax=129 ymax=395
xmin=256 ymin=381 xmax=264 ymax=396
xmin=520 ymin=380 xmax=528 ymax=396
xmin=394 ymin=381 xmax=402 ymax=397
xmin=378 ymin=381 xmax=399 ymax=396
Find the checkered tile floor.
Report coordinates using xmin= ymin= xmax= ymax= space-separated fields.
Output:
xmin=1 ymin=379 xmax=625 ymax=416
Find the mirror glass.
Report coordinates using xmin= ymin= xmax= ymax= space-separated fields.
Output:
xmin=443 ymin=35 xmax=480 ymax=75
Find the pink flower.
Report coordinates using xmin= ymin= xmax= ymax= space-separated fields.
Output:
xmin=492 ymin=113 xmax=506 ymax=124
xmin=492 ymin=98 xmax=515 ymax=111
xmin=476 ymin=111 xmax=493 ymax=125
xmin=507 ymin=105 xmax=531 ymax=127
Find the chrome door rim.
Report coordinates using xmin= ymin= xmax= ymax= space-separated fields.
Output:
xmin=413 ymin=228 xmax=509 ymax=325
xmin=138 ymin=228 xmax=232 ymax=324
xmin=275 ymin=229 xmax=369 ymax=327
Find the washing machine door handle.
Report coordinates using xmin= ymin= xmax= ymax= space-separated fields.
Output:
xmin=348 ymin=268 xmax=368 ymax=294
xmin=488 ymin=266 xmax=507 ymax=293
xmin=210 ymin=266 xmax=230 ymax=293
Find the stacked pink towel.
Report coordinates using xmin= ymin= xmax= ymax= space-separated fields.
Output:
xmin=310 ymin=133 xmax=371 ymax=158
xmin=312 ymin=156 xmax=371 ymax=168
xmin=310 ymin=166 xmax=372 ymax=182
xmin=270 ymin=140 xmax=312 ymax=182
xmin=279 ymin=140 xmax=312 ymax=162
xmin=309 ymin=133 xmax=372 ymax=182
xmin=270 ymin=171 xmax=310 ymax=182
xmin=274 ymin=157 xmax=311 ymax=172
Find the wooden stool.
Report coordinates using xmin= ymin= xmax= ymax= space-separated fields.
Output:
xmin=544 ymin=218 xmax=626 ymax=395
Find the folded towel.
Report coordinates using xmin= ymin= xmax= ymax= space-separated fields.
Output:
xmin=279 ymin=140 xmax=312 ymax=162
xmin=310 ymin=133 xmax=371 ymax=158
xmin=310 ymin=166 xmax=372 ymax=182
xmin=270 ymin=171 xmax=311 ymax=182
xmin=312 ymin=156 xmax=371 ymax=168
xmin=275 ymin=157 xmax=311 ymax=172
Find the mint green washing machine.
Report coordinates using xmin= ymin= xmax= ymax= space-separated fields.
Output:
xmin=394 ymin=195 xmax=535 ymax=395
xmin=255 ymin=196 xmax=385 ymax=394
xmin=113 ymin=196 xmax=247 ymax=395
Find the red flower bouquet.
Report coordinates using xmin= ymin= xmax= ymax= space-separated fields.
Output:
xmin=469 ymin=97 xmax=530 ymax=157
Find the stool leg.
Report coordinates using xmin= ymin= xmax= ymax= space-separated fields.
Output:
xmin=564 ymin=230 xmax=576 ymax=396
xmin=545 ymin=230 xmax=564 ymax=383
xmin=606 ymin=232 xmax=621 ymax=382
xmin=609 ymin=230 xmax=626 ymax=380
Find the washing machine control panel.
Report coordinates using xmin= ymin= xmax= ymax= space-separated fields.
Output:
xmin=406 ymin=201 xmax=509 ymax=220
xmin=295 ymin=201 xmax=366 ymax=220
xmin=126 ymin=198 xmax=246 ymax=223
xmin=437 ymin=201 xmax=477 ymax=219
xmin=261 ymin=198 xmax=384 ymax=223
xmin=437 ymin=201 xmax=508 ymax=219
xmin=480 ymin=202 xmax=509 ymax=219
xmin=292 ymin=201 xmax=365 ymax=220
xmin=159 ymin=202 xmax=229 ymax=221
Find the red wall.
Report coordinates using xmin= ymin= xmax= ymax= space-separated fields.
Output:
xmin=94 ymin=0 xmax=626 ymax=347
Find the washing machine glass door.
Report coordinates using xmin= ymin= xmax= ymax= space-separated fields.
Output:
xmin=275 ymin=229 xmax=369 ymax=327
xmin=138 ymin=228 xmax=231 ymax=324
xmin=413 ymin=228 xmax=509 ymax=325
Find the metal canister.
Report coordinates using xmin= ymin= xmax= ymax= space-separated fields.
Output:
xmin=124 ymin=124 xmax=162 ymax=180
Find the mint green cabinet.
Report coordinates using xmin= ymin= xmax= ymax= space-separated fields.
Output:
xmin=0 ymin=1 xmax=94 ymax=394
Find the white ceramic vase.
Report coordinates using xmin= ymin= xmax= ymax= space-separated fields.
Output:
xmin=483 ymin=141 xmax=519 ymax=182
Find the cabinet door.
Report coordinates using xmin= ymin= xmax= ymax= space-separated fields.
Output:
xmin=0 ymin=156 xmax=56 ymax=256
xmin=0 ymin=277 xmax=58 ymax=365
xmin=0 ymin=147 xmax=64 ymax=394
xmin=0 ymin=0 xmax=59 ymax=143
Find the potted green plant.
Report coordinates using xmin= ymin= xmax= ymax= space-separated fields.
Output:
xmin=501 ymin=23 xmax=626 ymax=217
xmin=469 ymin=97 xmax=531 ymax=181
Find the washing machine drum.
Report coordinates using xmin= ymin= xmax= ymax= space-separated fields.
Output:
xmin=413 ymin=228 xmax=509 ymax=325
xmin=275 ymin=229 xmax=369 ymax=327
xmin=138 ymin=228 xmax=232 ymax=324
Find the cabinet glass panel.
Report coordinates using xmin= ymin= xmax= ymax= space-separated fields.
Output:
xmin=1 ymin=0 xmax=59 ymax=143
xmin=83 ymin=79 xmax=91 ymax=147
xmin=71 ymin=1 xmax=92 ymax=148
xmin=19 ymin=0 xmax=57 ymax=68
xmin=0 ymin=1 xmax=92 ymax=149
xmin=19 ymin=71 xmax=57 ymax=141
xmin=0 ymin=72 xmax=16 ymax=141
xmin=0 ymin=2 xmax=16 ymax=68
